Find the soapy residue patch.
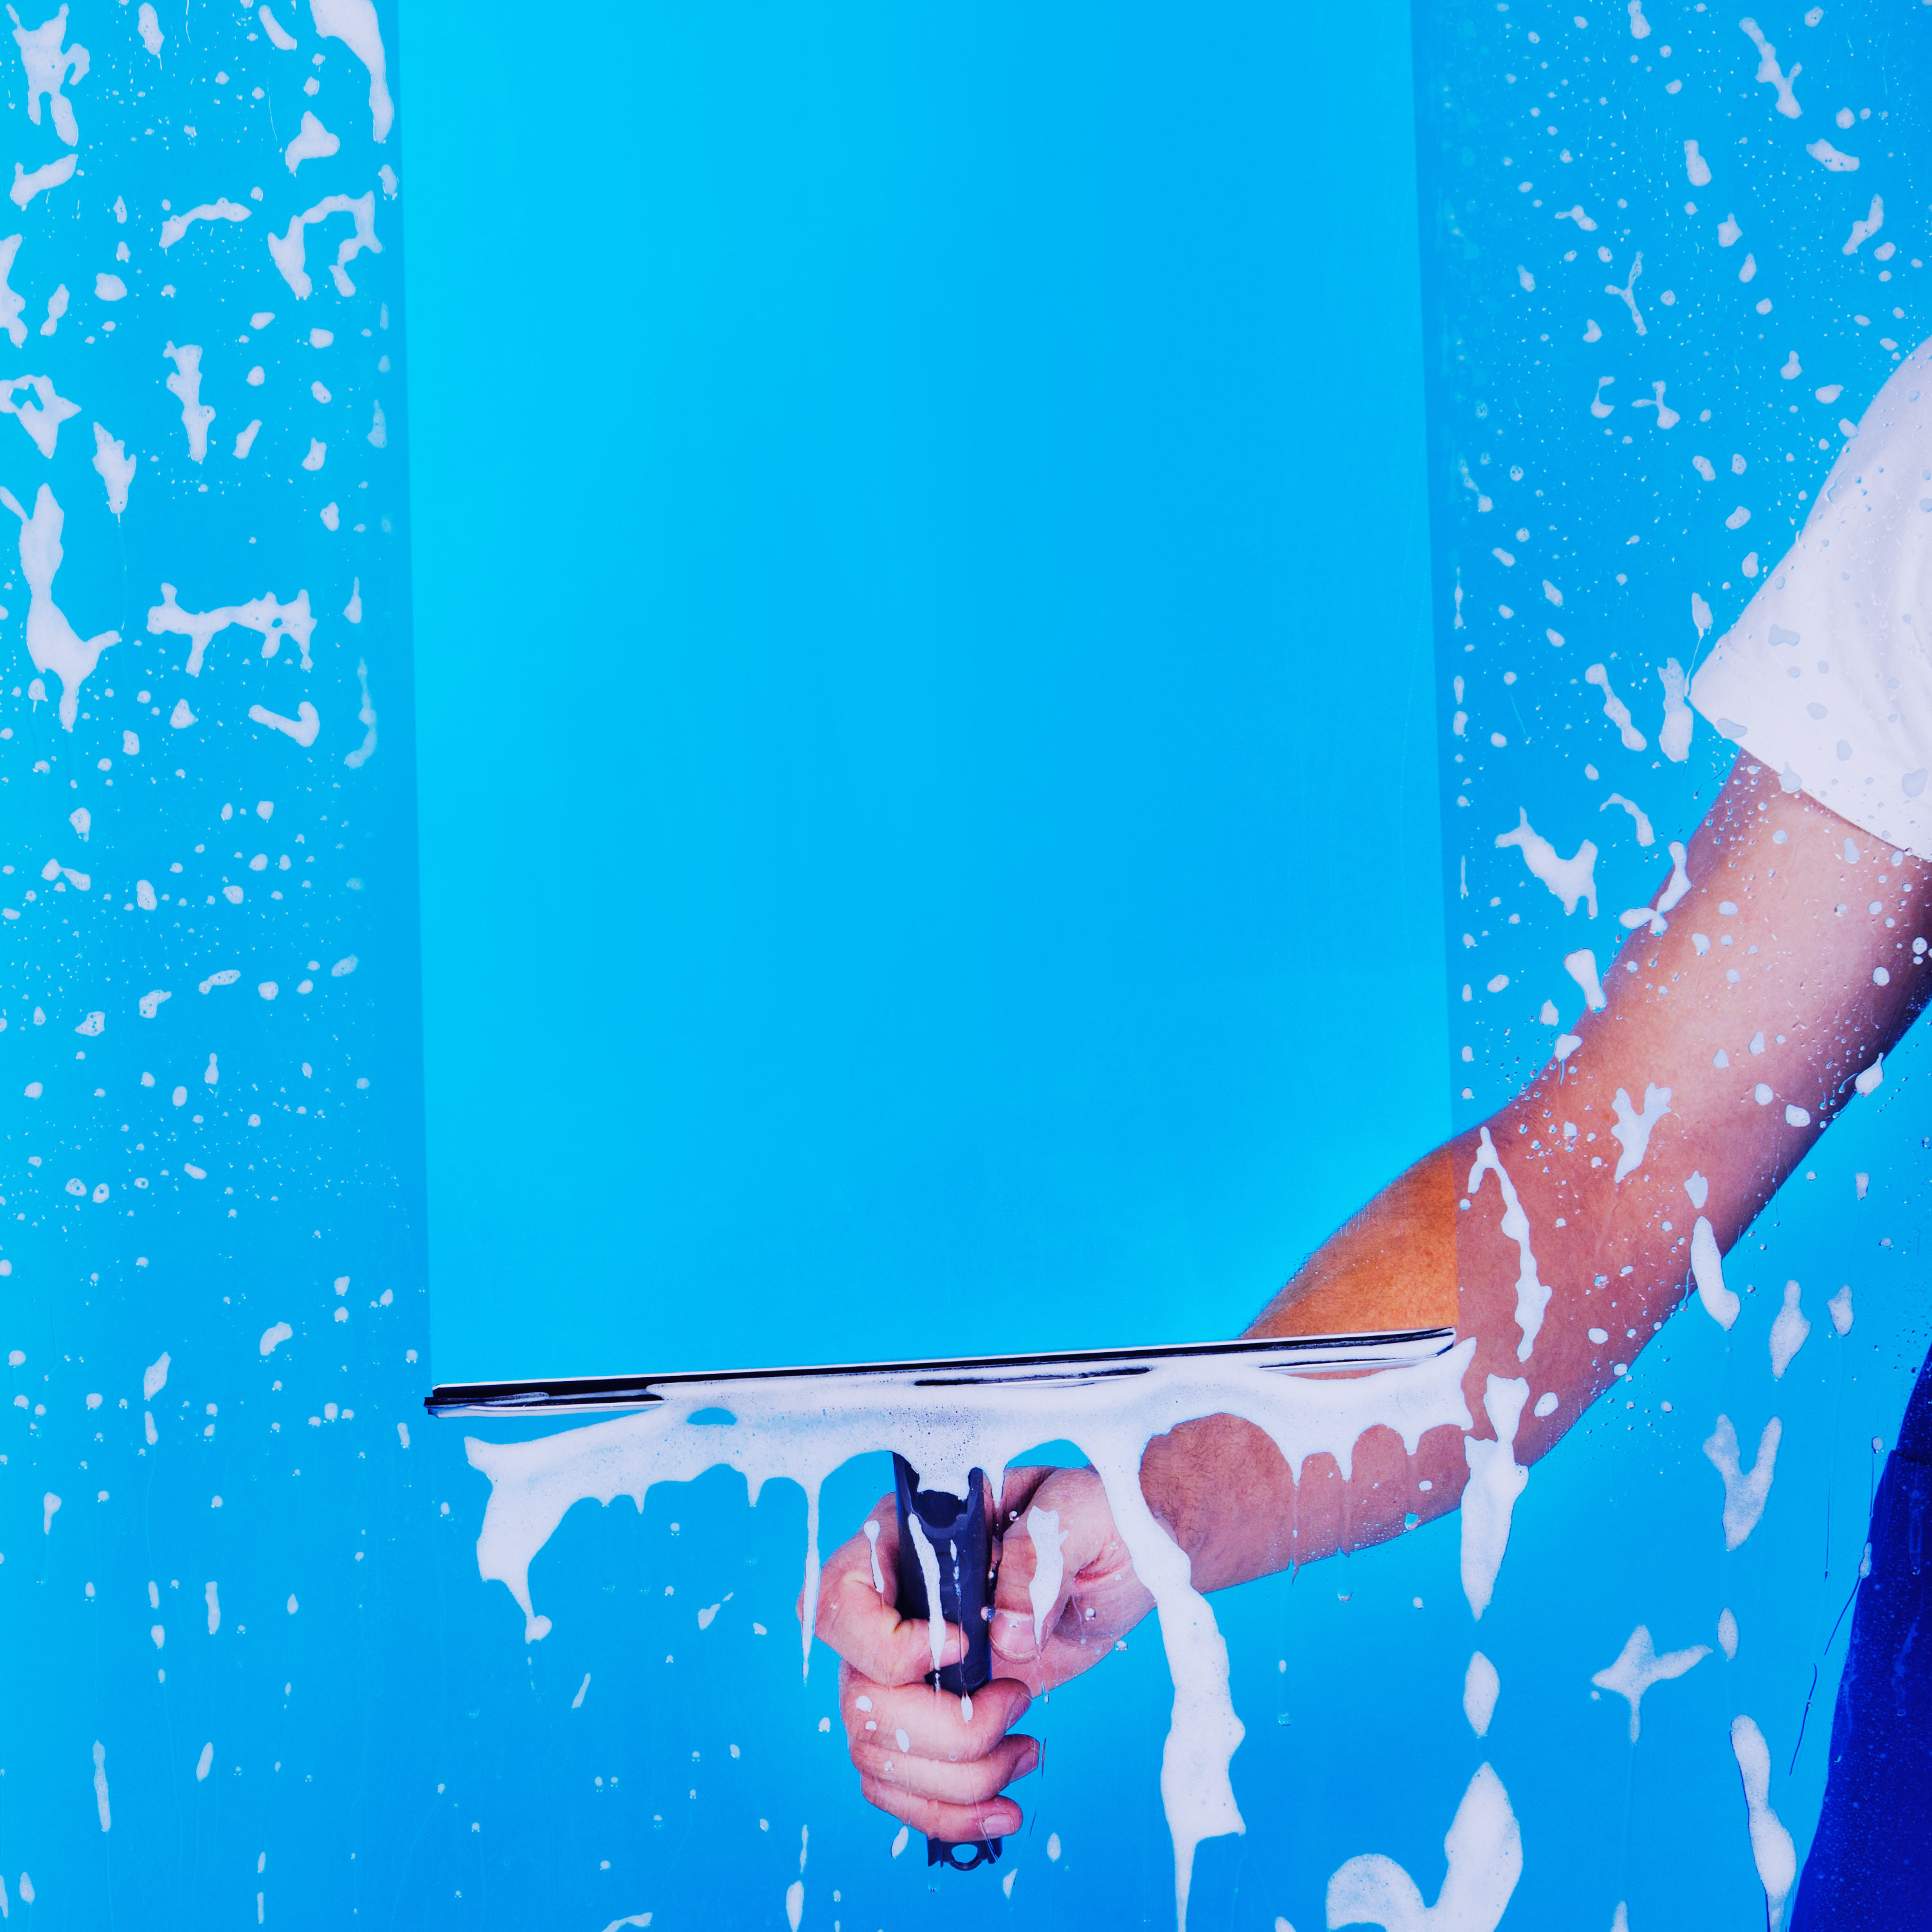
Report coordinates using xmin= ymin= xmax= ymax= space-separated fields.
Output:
xmin=1323 ymin=1762 xmax=1521 ymax=1932
xmin=1658 ymin=658 xmax=1693 ymax=761
xmin=1729 ymin=1715 xmax=1796 ymax=1931
xmin=1768 ymin=1282 xmax=1810 ymax=1379
xmin=1739 ymin=19 xmax=1803 ymax=119
xmin=1465 ymin=1128 xmax=1551 ymax=1360
xmin=1461 ymin=1652 xmax=1499 ymax=1737
xmin=464 ymin=1342 xmax=1476 ymax=1932
xmin=308 ymin=0 xmax=393 ymax=141
xmin=1584 ymin=664 xmax=1647 ymax=752
xmin=1589 ymin=1624 xmax=1710 ymax=1740
xmin=1609 ymin=1084 xmax=1670 ymax=1182
xmin=1 ymin=483 xmax=115 ymax=727
xmin=9 ymin=3 xmax=89 ymax=146
xmin=90 ymin=423 xmax=134 ymax=516
xmin=161 ymin=343 xmax=213 ymax=461
xmin=148 ymin=583 xmax=316 ymax=676
xmin=1703 ymin=1415 xmax=1781 ymax=1549
xmin=1600 ymin=793 xmax=1654 ymax=845
xmin=1459 ymin=1377 xmax=1530 ymax=1620
xmin=1026 ymin=1505 xmax=1069 ymax=1647
xmin=158 ymin=199 xmax=251 ymax=251
xmin=344 ymin=656 xmax=377 ymax=768
xmin=1690 ymin=1216 xmax=1739 ymax=1329
xmin=1564 ymin=949 xmax=1605 ymax=1013
xmin=1496 ymin=811 xmax=1598 ymax=917
xmin=267 ymin=192 xmax=381 ymax=298
xmin=248 ymin=701 xmax=320 ymax=748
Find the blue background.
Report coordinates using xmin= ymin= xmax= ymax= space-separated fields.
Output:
xmin=406 ymin=0 xmax=1447 ymax=1384
xmin=8 ymin=0 xmax=1932 ymax=1927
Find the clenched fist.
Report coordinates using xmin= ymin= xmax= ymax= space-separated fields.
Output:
xmin=804 ymin=1464 xmax=1154 ymax=1842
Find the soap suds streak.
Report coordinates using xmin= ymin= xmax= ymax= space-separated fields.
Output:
xmin=148 ymin=584 xmax=316 ymax=676
xmin=1496 ymin=811 xmax=1598 ymax=917
xmin=267 ymin=192 xmax=381 ymax=299
xmin=1026 ymin=1505 xmax=1069 ymax=1648
xmin=1459 ymin=1377 xmax=1530 ymax=1620
xmin=1464 ymin=1128 xmax=1551 ymax=1360
xmin=1 ymin=483 xmax=115 ymax=727
xmin=1589 ymin=1625 xmax=1710 ymax=1740
xmin=1609 ymin=1083 xmax=1671 ymax=1182
xmin=1730 ymin=1716 xmax=1797 ymax=1929
xmin=1323 ymin=1762 xmax=1521 ymax=1932
xmin=1703 ymin=1416 xmax=1782 ymax=1549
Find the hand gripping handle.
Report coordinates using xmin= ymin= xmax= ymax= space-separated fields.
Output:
xmin=891 ymin=1454 xmax=1002 ymax=1871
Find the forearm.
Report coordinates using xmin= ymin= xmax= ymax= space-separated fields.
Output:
xmin=1136 ymin=754 xmax=1932 ymax=1594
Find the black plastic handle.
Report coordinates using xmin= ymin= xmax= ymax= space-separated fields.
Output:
xmin=891 ymin=1453 xmax=1002 ymax=1871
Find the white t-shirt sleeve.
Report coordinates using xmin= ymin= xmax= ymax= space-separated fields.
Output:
xmin=1690 ymin=339 xmax=1932 ymax=857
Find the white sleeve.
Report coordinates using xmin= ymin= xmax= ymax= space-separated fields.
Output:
xmin=1690 ymin=339 xmax=1932 ymax=857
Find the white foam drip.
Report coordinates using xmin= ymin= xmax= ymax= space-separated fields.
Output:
xmin=344 ymin=656 xmax=377 ymax=769
xmin=1768 ymin=1283 xmax=1810 ymax=1379
xmin=10 ymin=152 xmax=75 ymax=209
xmin=148 ymin=582 xmax=316 ymax=676
xmin=1729 ymin=1716 xmax=1796 ymax=1930
xmin=1462 ymin=1652 xmax=1499 ymax=1737
xmin=1589 ymin=1624 xmax=1710 ymax=1740
xmin=1564 ymin=948 xmax=1606 ymax=1012
xmin=1323 ymin=1763 xmax=1522 ymax=1932
xmin=464 ymin=1341 xmax=1476 ymax=1931
xmin=159 ymin=199 xmax=250 ymax=250
xmin=1026 ymin=1504 xmax=1068 ymax=1647
xmin=1703 ymin=1416 xmax=1781 ymax=1549
xmin=1609 ymin=1084 xmax=1670 ymax=1182
xmin=1656 ymin=841 xmax=1693 ymax=916
xmin=9 ymin=5 xmax=88 ymax=145
xmin=1739 ymin=18 xmax=1803 ymax=119
xmin=267 ymin=191 xmax=380 ymax=299
xmin=1465 ymin=1128 xmax=1551 ymax=1360
xmin=1600 ymin=792 xmax=1654 ymax=845
xmin=91 ymin=422 xmax=134 ymax=516
xmin=1459 ymin=1376 xmax=1530 ymax=1620
xmin=1584 ymin=663 xmax=1648 ymax=751
xmin=1497 ymin=811 xmax=1598 ymax=917
xmin=161 ymin=341 xmax=213 ymax=460
xmin=1690 ymin=1216 xmax=1739 ymax=1329
xmin=905 ymin=1510 xmax=944 ymax=1681
xmin=307 ymin=0 xmax=392 ymax=141
xmin=862 ymin=1517 xmax=884 ymax=1594
xmin=0 ymin=482 xmax=116 ymax=727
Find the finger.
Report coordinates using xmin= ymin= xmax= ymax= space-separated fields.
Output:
xmin=851 ymin=1729 xmax=1040 ymax=1807
xmin=815 ymin=1495 xmax=967 ymax=1684
xmin=844 ymin=1673 xmax=1031 ymax=1757
xmin=856 ymin=1774 xmax=1025 ymax=1844
xmin=818 ymin=1568 xmax=965 ymax=1685
xmin=812 ymin=1492 xmax=901 ymax=1612
xmin=990 ymin=1473 xmax=1103 ymax=1665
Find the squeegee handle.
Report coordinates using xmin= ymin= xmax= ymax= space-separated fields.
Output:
xmin=890 ymin=1453 xmax=1002 ymax=1872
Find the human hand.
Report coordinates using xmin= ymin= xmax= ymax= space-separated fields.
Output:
xmin=808 ymin=1464 xmax=1153 ymax=1841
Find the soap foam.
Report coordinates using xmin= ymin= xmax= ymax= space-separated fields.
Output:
xmin=464 ymin=1341 xmax=1476 ymax=1931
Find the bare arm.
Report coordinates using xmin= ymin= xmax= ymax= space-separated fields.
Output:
xmin=1151 ymin=753 xmax=1932 ymax=1587
xmin=812 ymin=752 xmax=1932 ymax=1834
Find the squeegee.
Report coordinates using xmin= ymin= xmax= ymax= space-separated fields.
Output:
xmin=428 ymin=1326 xmax=1456 ymax=1871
